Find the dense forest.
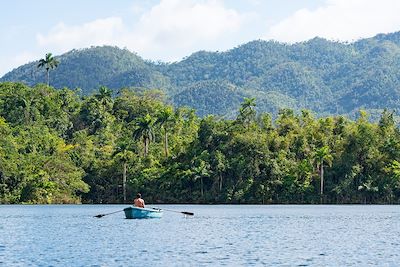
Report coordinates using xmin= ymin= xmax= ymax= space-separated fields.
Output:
xmin=1 ymin=82 xmax=400 ymax=204
xmin=2 ymin=32 xmax=400 ymax=118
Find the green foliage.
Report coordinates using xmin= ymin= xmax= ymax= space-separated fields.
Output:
xmin=133 ymin=114 xmax=156 ymax=157
xmin=3 ymin=32 xmax=400 ymax=117
xmin=0 ymin=39 xmax=400 ymax=203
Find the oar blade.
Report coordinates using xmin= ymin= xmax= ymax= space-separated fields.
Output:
xmin=94 ymin=209 xmax=124 ymax=218
xmin=152 ymin=207 xmax=194 ymax=216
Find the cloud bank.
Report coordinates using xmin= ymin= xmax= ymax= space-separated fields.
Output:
xmin=36 ymin=0 xmax=249 ymax=62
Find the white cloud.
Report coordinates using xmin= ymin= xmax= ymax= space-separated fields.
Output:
xmin=37 ymin=17 xmax=124 ymax=50
xmin=129 ymin=0 xmax=248 ymax=60
xmin=266 ymin=0 xmax=400 ymax=43
xmin=35 ymin=0 xmax=249 ymax=62
xmin=139 ymin=0 xmax=242 ymax=42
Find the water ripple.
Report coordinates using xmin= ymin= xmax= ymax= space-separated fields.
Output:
xmin=0 ymin=205 xmax=400 ymax=266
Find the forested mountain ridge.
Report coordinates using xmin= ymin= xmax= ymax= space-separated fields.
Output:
xmin=1 ymin=46 xmax=171 ymax=93
xmin=2 ymin=32 xmax=400 ymax=117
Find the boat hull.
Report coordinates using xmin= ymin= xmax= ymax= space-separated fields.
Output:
xmin=124 ymin=207 xmax=163 ymax=219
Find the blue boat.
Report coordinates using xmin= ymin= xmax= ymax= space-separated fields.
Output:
xmin=123 ymin=206 xmax=163 ymax=219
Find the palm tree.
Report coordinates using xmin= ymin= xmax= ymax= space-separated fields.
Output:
xmin=213 ymin=150 xmax=226 ymax=193
xmin=192 ymin=159 xmax=210 ymax=199
xmin=133 ymin=114 xmax=155 ymax=157
xmin=237 ymin=97 xmax=256 ymax=128
xmin=314 ymin=146 xmax=333 ymax=199
xmin=156 ymin=107 xmax=174 ymax=157
xmin=96 ymin=86 xmax=112 ymax=103
xmin=37 ymin=53 xmax=59 ymax=86
xmin=113 ymin=141 xmax=134 ymax=203
xmin=95 ymin=86 xmax=113 ymax=112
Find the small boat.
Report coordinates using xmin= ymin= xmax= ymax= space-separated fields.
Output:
xmin=123 ymin=206 xmax=163 ymax=219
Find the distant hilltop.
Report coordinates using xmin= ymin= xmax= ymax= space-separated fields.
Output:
xmin=2 ymin=31 xmax=400 ymax=118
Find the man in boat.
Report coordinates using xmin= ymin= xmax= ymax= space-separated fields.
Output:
xmin=134 ymin=193 xmax=145 ymax=208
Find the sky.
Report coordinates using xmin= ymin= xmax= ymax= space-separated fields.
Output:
xmin=2 ymin=0 xmax=400 ymax=76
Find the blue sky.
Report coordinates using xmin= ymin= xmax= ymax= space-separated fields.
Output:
xmin=1 ymin=0 xmax=400 ymax=76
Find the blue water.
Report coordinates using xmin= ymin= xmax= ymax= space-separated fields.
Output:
xmin=0 ymin=205 xmax=399 ymax=266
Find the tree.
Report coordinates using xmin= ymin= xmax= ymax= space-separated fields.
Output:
xmin=133 ymin=114 xmax=155 ymax=157
xmin=213 ymin=150 xmax=227 ymax=193
xmin=37 ymin=53 xmax=59 ymax=86
xmin=156 ymin=106 xmax=175 ymax=157
xmin=237 ymin=97 xmax=256 ymax=128
xmin=314 ymin=146 xmax=333 ymax=199
xmin=192 ymin=154 xmax=211 ymax=199
xmin=113 ymin=141 xmax=134 ymax=203
xmin=95 ymin=86 xmax=113 ymax=110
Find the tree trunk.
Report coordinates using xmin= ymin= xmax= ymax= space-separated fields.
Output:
xmin=219 ymin=174 xmax=222 ymax=192
xmin=319 ymin=162 xmax=324 ymax=196
xmin=320 ymin=162 xmax=324 ymax=203
xmin=164 ymin=128 xmax=169 ymax=157
xmin=201 ymin=177 xmax=204 ymax=198
xmin=46 ymin=68 xmax=50 ymax=86
xmin=123 ymin=162 xmax=127 ymax=203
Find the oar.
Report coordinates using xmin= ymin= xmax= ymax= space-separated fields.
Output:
xmin=153 ymin=207 xmax=194 ymax=216
xmin=94 ymin=209 xmax=125 ymax=218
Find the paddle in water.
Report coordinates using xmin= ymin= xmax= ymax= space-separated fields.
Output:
xmin=94 ymin=209 xmax=127 ymax=218
xmin=153 ymin=207 xmax=194 ymax=216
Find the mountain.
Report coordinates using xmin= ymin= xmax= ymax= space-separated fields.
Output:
xmin=1 ymin=46 xmax=171 ymax=93
xmin=2 ymin=32 xmax=400 ymax=117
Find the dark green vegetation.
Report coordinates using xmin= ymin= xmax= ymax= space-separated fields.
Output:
xmin=2 ymin=32 xmax=400 ymax=117
xmin=1 ymin=82 xmax=400 ymax=204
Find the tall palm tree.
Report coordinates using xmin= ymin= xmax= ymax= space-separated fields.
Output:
xmin=133 ymin=114 xmax=155 ymax=157
xmin=214 ymin=150 xmax=226 ymax=193
xmin=192 ymin=159 xmax=210 ymax=199
xmin=156 ymin=107 xmax=174 ymax=157
xmin=113 ymin=141 xmax=134 ymax=203
xmin=314 ymin=146 xmax=333 ymax=198
xmin=37 ymin=53 xmax=59 ymax=86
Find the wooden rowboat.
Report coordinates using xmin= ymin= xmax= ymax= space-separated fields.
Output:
xmin=123 ymin=206 xmax=163 ymax=219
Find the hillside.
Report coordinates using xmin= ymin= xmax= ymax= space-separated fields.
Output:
xmin=1 ymin=46 xmax=171 ymax=93
xmin=2 ymin=32 xmax=400 ymax=117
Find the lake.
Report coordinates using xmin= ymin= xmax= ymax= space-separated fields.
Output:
xmin=0 ymin=205 xmax=399 ymax=266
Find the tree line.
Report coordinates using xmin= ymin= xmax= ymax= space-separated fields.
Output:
xmin=1 ymin=82 xmax=400 ymax=204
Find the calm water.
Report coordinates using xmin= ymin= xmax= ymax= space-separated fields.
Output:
xmin=0 ymin=205 xmax=399 ymax=266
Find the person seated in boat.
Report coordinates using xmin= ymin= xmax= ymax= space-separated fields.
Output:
xmin=134 ymin=193 xmax=145 ymax=208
